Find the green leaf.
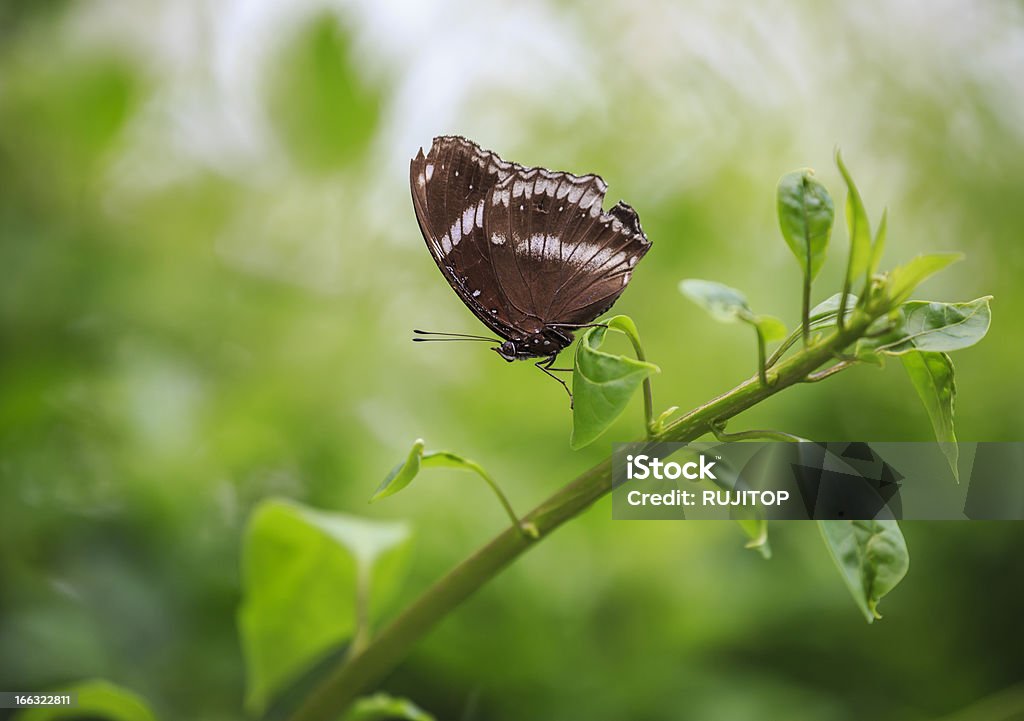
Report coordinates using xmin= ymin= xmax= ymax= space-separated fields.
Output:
xmin=344 ymin=693 xmax=436 ymax=721
xmin=679 ymin=279 xmax=785 ymax=339
xmin=831 ymin=150 xmax=872 ymax=282
xmin=871 ymin=297 xmax=992 ymax=355
xmin=371 ymin=439 xmax=425 ymax=502
xmin=571 ymin=325 xmax=659 ymax=449
xmin=679 ymin=279 xmax=754 ymax=323
xmin=806 ymin=293 xmax=859 ymax=336
xmin=808 ymin=293 xmax=854 ymax=319
xmin=886 ymin=253 xmax=963 ymax=306
xmin=735 ymin=517 xmax=772 ymax=559
xmin=650 ymin=406 xmax=680 ymax=434
xmin=604 ymin=314 xmax=644 ymax=346
xmin=901 ymin=351 xmax=959 ymax=481
xmin=753 ymin=315 xmax=787 ymax=342
xmin=13 ymin=680 xmax=157 ymax=721
xmin=372 ymin=442 xmax=534 ymax=537
xmin=776 ymin=170 xmax=835 ymax=281
xmin=835 ymin=150 xmax=873 ymax=286
xmin=868 ymin=208 xmax=888 ymax=280
xmin=818 ymin=520 xmax=909 ymax=623
xmin=239 ymin=500 xmax=410 ymax=714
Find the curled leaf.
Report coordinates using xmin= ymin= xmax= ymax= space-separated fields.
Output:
xmin=571 ymin=325 xmax=659 ymax=449
xmin=372 ymin=439 xmax=425 ymax=502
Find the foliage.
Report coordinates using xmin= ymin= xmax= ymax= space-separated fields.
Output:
xmin=0 ymin=6 xmax=1017 ymax=721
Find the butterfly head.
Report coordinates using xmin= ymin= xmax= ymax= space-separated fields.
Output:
xmin=494 ymin=340 xmax=518 ymax=362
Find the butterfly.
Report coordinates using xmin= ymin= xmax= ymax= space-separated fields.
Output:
xmin=410 ymin=136 xmax=651 ymax=396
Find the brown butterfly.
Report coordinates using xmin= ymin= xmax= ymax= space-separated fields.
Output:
xmin=410 ymin=136 xmax=651 ymax=396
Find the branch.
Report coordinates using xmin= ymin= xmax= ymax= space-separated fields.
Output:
xmin=285 ymin=307 xmax=883 ymax=721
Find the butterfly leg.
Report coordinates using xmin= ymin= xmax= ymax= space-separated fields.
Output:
xmin=535 ymin=355 xmax=574 ymax=407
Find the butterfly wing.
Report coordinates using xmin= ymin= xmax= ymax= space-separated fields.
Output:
xmin=545 ymin=200 xmax=651 ymax=324
xmin=411 ymin=136 xmax=652 ymax=341
xmin=483 ymin=169 xmax=651 ymax=328
xmin=410 ymin=136 xmax=521 ymax=338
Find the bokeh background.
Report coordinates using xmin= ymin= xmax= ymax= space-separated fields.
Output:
xmin=2 ymin=1 xmax=1023 ymax=719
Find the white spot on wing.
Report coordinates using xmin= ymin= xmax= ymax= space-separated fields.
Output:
xmin=514 ymin=235 xmax=631 ymax=273
xmin=425 ymin=164 xmax=434 ymax=182
xmin=491 ymin=232 xmax=506 ymax=245
xmin=447 ymin=217 xmax=462 ymax=249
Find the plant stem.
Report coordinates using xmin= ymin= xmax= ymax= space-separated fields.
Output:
xmin=285 ymin=308 xmax=881 ymax=721
xmin=463 ymin=460 xmax=539 ymax=539
xmin=349 ymin=566 xmax=371 ymax=658
xmin=752 ymin=324 xmax=769 ymax=386
xmin=622 ymin=328 xmax=655 ymax=435
xmin=710 ymin=421 xmax=809 ymax=443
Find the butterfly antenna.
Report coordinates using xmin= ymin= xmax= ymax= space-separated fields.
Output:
xmin=412 ymin=329 xmax=499 ymax=343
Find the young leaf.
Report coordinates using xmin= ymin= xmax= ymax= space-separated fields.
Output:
xmin=753 ymin=315 xmax=787 ymax=342
xmin=650 ymin=405 xmax=680 ymax=434
xmin=571 ymin=325 xmax=660 ymax=449
xmin=818 ymin=519 xmax=909 ymax=623
xmin=868 ymin=208 xmax=888 ymax=280
xmin=14 ymin=680 xmax=157 ymax=721
xmin=604 ymin=314 xmax=645 ymax=347
xmin=372 ymin=439 xmax=425 ymax=502
xmin=239 ymin=500 xmax=410 ymax=715
xmin=871 ymin=297 xmax=992 ymax=355
xmin=344 ymin=693 xmax=436 ymax=721
xmin=776 ymin=170 xmax=835 ymax=281
xmin=835 ymin=150 xmax=873 ymax=288
xmin=679 ymin=279 xmax=754 ymax=323
xmin=735 ymin=517 xmax=772 ymax=559
xmin=372 ymin=443 xmax=535 ymax=537
xmin=808 ymin=292 xmax=856 ymax=320
xmin=886 ymin=253 xmax=963 ymax=306
xmin=901 ymin=351 xmax=958 ymax=481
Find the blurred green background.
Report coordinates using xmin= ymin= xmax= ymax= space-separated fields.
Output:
xmin=2 ymin=1 xmax=1023 ymax=719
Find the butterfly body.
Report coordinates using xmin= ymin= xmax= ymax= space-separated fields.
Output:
xmin=410 ymin=136 xmax=651 ymax=381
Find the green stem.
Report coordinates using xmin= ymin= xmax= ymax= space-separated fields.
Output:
xmin=349 ymin=566 xmax=371 ymax=658
xmin=802 ymin=262 xmax=812 ymax=345
xmin=622 ymin=328 xmax=655 ymax=436
xmin=752 ymin=324 xmax=769 ymax=386
xmin=838 ymin=282 xmax=851 ymax=332
xmin=285 ymin=307 xmax=882 ymax=721
xmin=710 ymin=420 xmax=809 ymax=443
xmin=463 ymin=460 xmax=539 ymax=539
xmin=766 ymin=324 xmax=803 ymax=368
xmin=805 ymin=360 xmax=854 ymax=383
